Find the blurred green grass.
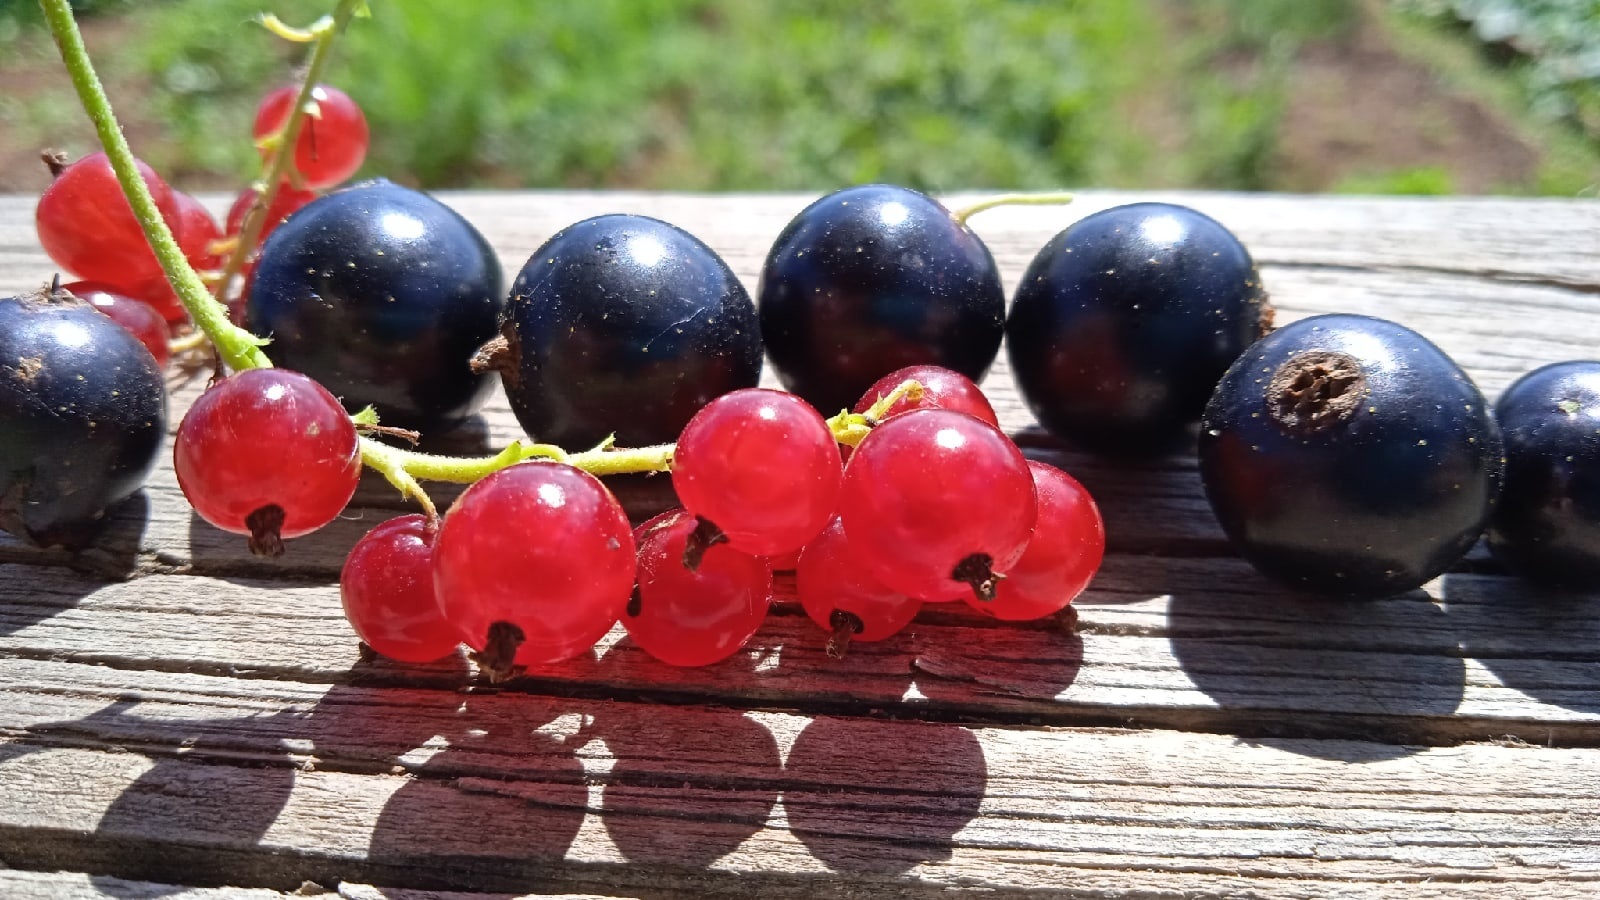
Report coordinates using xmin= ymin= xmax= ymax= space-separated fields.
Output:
xmin=1 ymin=0 xmax=1594 ymax=194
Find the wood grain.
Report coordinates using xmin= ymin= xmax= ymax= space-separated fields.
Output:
xmin=3 ymin=191 xmax=1600 ymax=896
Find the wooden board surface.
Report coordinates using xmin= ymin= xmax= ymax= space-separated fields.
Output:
xmin=3 ymin=191 xmax=1600 ymax=898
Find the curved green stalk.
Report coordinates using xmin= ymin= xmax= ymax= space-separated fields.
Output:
xmin=40 ymin=0 xmax=271 ymax=371
xmin=951 ymin=191 xmax=1075 ymax=227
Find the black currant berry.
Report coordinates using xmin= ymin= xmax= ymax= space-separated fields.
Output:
xmin=0 ymin=287 xmax=166 ymax=548
xmin=758 ymin=184 xmax=1005 ymax=414
xmin=486 ymin=214 xmax=761 ymax=449
xmin=1198 ymin=314 xmax=1502 ymax=600
xmin=1486 ymin=361 xmax=1600 ymax=588
xmin=246 ymin=178 xmax=505 ymax=431
xmin=1007 ymin=202 xmax=1270 ymax=455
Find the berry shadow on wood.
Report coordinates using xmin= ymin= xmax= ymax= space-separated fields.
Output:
xmin=1165 ymin=566 xmax=1466 ymax=761
xmin=590 ymin=702 xmax=782 ymax=869
xmin=781 ymin=715 xmax=987 ymax=876
xmin=1440 ymin=572 xmax=1600 ymax=716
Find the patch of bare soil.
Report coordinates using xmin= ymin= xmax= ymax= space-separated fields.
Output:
xmin=1274 ymin=10 xmax=1540 ymax=192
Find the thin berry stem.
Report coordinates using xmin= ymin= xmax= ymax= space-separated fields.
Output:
xmin=951 ymin=192 xmax=1075 ymax=227
xmin=217 ymin=2 xmax=367 ymax=309
xmin=825 ymin=378 xmax=924 ymax=447
xmin=39 ymin=0 xmax=271 ymax=372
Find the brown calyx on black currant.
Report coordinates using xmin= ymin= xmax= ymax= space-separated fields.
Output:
xmin=952 ymin=552 xmax=1004 ymax=602
xmin=245 ymin=504 xmax=288 ymax=557
xmin=826 ymin=609 xmax=864 ymax=659
xmin=681 ymin=515 xmax=728 ymax=571
xmin=1268 ymin=350 xmax=1366 ymax=437
xmin=470 ymin=620 xmax=527 ymax=683
xmin=469 ymin=321 xmax=520 ymax=390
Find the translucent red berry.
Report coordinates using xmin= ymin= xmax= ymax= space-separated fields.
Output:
xmin=625 ymin=509 xmax=773 ymax=667
xmin=36 ymin=151 xmax=178 ymax=287
xmin=226 ymin=184 xmax=317 ymax=248
xmin=796 ymin=516 xmax=921 ymax=657
xmin=61 ymin=281 xmax=170 ymax=368
xmin=672 ymin=388 xmax=842 ymax=558
xmin=253 ymin=84 xmax=370 ymax=190
xmin=854 ymin=364 xmax=999 ymax=427
xmin=968 ymin=461 xmax=1104 ymax=621
xmin=340 ymin=514 xmax=460 ymax=663
xmin=839 ymin=409 xmax=1036 ymax=602
xmin=174 ymin=368 xmax=361 ymax=556
xmin=433 ymin=463 xmax=635 ymax=678
xmin=171 ymin=190 xmax=223 ymax=271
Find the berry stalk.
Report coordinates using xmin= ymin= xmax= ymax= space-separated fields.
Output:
xmin=951 ymin=192 xmax=1075 ymax=227
xmin=218 ymin=5 xmax=369 ymax=302
xmin=39 ymin=0 xmax=272 ymax=372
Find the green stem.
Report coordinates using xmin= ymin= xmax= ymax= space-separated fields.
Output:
xmin=824 ymin=378 xmax=924 ymax=447
xmin=39 ymin=0 xmax=272 ymax=372
xmin=951 ymin=191 xmax=1075 ymax=227
xmin=217 ymin=3 xmax=365 ymax=307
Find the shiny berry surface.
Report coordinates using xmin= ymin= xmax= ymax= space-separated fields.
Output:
xmin=840 ymin=408 xmax=1036 ymax=602
xmin=498 ymin=213 xmax=762 ymax=449
xmin=758 ymin=184 xmax=1006 ymax=414
xmin=246 ymin=179 xmax=505 ymax=430
xmin=1007 ymin=202 xmax=1269 ymax=454
xmin=253 ymin=84 xmax=370 ymax=190
xmin=672 ymin=388 xmax=842 ymax=557
xmin=0 ymin=289 xmax=167 ymax=548
xmin=174 ymin=368 xmax=361 ymax=553
xmin=796 ymin=517 xmax=921 ymax=645
xmin=434 ymin=463 xmax=636 ymax=669
xmin=62 ymin=281 xmax=170 ymax=368
xmin=36 ymin=151 xmax=179 ymax=287
xmin=1487 ymin=361 xmax=1600 ymax=588
xmin=625 ymin=509 xmax=774 ymax=667
xmin=1199 ymin=314 xmax=1503 ymax=599
xmin=853 ymin=364 xmax=999 ymax=427
xmin=340 ymin=514 xmax=460 ymax=663
xmin=968 ymin=461 xmax=1104 ymax=621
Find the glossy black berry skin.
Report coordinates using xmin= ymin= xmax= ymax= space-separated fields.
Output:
xmin=246 ymin=179 xmax=505 ymax=431
xmin=1198 ymin=314 xmax=1502 ymax=600
xmin=1007 ymin=202 xmax=1269 ymax=455
xmin=0 ymin=291 xmax=166 ymax=548
xmin=498 ymin=214 xmax=762 ymax=449
xmin=758 ymin=184 xmax=1005 ymax=414
xmin=1486 ymin=362 xmax=1600 ymax=588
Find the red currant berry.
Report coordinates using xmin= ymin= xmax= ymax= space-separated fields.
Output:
xmin=672 ymin=388 xmax=842 ymax=559
xmin=61 ymin=281 xmax=170 ymax=368
xmin=36 ymin=151 xmax=179 ymax=287
xmin=340 ymin=514 xmax=460 ymax=663
xmin=254 ymin=84 xmax=369 ymax=190
xmin=796 ymin=517 xmax=921 ymax=657
xmin=839 ymin=409 xmax=1036 ymax=603
xmin=434 ymin=463 xmax=635 ymax=678
xmin=174 ymin=368 xmax=361 ymax=556
xmin=854 ymin=364 xmax=999 ymax=427
xmin=968 ymin=461 xmax=1104 ymax=621
xmin=625 ymin=509 xmax=773 ymax=667
xmin=124 ymin=275 xmax=188 ymax=324
xmin=226 ymin=184 xmax=317 ymax=248
xmin=171 ymin=190 xmax=223 ymax=271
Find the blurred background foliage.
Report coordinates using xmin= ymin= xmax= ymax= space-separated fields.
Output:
xmin=0 ymin=0 xmax=1595 ymax=195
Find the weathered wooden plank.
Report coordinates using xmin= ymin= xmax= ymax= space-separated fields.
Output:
xmin=2 ymin=676 xmax=1598 ymax=896
xmin=0 ymin=870 xmax=298 ymax=899
xmin=3 ymin=562 xmax=1596 ymax=742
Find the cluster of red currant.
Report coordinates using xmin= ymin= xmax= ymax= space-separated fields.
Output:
xmin=339 ymin=364 xmax=1104 ymax=680
xmin=32 ymin=81 xmax=369 ymax=357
